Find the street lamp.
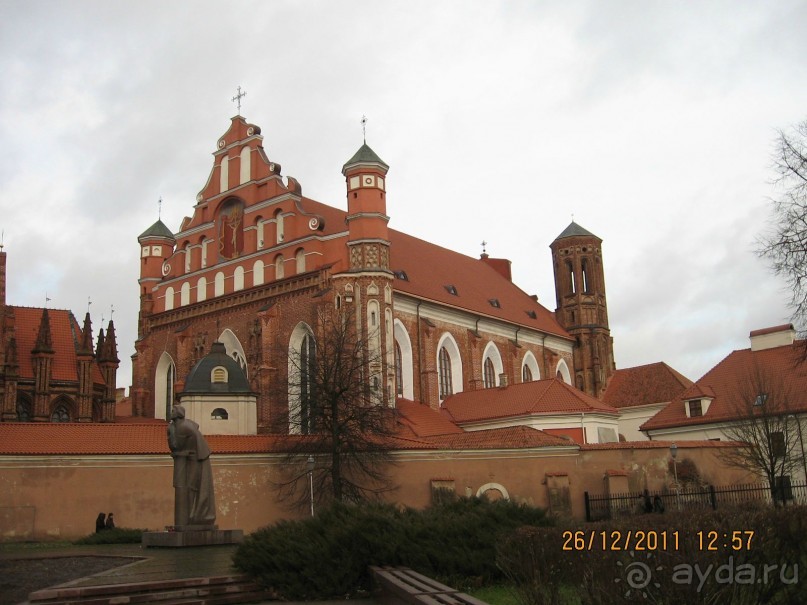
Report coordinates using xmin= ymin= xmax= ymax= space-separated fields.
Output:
xmin=670 ymin=443 xmax=681 ymax=510
xmin=306 ymin=455 xmax=315 ymax=517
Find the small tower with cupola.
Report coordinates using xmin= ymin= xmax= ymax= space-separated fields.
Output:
xmin=137 ymin=219 xmax=176 ymax=332
xmin=550 ymin=222 xmax=615 ymax=398
xmin=336 ymin=139 xmax=396 ymax=406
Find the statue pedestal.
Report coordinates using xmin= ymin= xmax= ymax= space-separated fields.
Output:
xmin=142 ymin=524 xmax=244 ymax=548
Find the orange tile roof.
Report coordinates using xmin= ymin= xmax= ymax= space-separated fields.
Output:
xmin=396 ymin=399 xmax=464 ymax=437
xmin=642 ymin=340 xmax=807 ymax=431
xmin=422 ymin=425 xmax=576 ymax=449
xmin=581 ymin=440 xmax=739 ymax=451
xmin=300 ymin=198 xmax=571 ymax=337
xmin=602 ymin=362 xmax=693 ymax=409
xmin=12 ymin=307 xmax=105 ymax=385
xmin=0 ymin=420 xmax=576 ymax=455
xmin=442 ymin=378 xmax=619 ymax=424
xmin=387 ymin=230 xmax=570 ymax=337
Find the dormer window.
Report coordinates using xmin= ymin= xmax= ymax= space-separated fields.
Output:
xmin=754 ymin=393 xmax=768 ymax=407
xmin=393 ymin=270 xmax=409 ymax=281
xmin=211 ymin=366 xmax=228 ymax=384
xmin=488 ymin=298 xmax=501 ymax=308
xmin=525 ymin=310 xmax=537 ymax=319
xmin=685 ymin=397 xmax=712 ymax=418
xmin=444 ymin=285 xmax=458 ymax=296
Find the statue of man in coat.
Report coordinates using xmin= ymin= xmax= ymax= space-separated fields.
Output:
xmin=168 ymin=405 xmax=216 ymax=527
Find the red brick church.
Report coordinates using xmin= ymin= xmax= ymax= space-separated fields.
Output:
xmin=0 ymin=250 xmax=119 ymax=422
xmin=129 ymin=114 xmax=616 ymax=437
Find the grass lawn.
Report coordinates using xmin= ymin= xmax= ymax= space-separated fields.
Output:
xmin=467 ymin=584 xmax=522 ymax=605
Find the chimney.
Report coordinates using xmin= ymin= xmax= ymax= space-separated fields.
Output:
xmin=480 ymin=254 xmax=512 ymax=281
xmin=750 ymin=324 xmax=796 ymax=351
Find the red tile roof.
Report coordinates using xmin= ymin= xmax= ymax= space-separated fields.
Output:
xmin=580 ymin=440 xmax=737 ymax=451
xmin=602 ymin=362 xmax=693 ymax=409
xmin=396 ymin=399 xmax=464 ymax=437
xmin=442 ymin=378 xmax=619 ymax=424
xmin=0 ymin=421 xmax=575 ymax=455
xmin=422 ymin=425 xmax=575 ymax=449
xmin=641 ymin=340 xmax=807 ymax=431
xmin=12 ymin=307 xmax=105 ymax=385
xmin=301 ymin=198 xmax=571 ymax=337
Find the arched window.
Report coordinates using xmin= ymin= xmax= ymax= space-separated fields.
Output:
xmin=155 ymin=352 xmax=176 ymax=420
xmin=436 ymin=333 xmax=463 ymax=402
xmin=219 ymin=155 xmax=229 ymax=192
xmin=289 ymin=323 xmax=317 ymax=435
xmin=481 ymin=342 xmax=503 ymax=388
xmin=164 ymin=287 xmax=175 ymax=311
xmin=218 ymin=328 xmax=248 ymax=377
xmin=393 ymin=319 xmax=414 ymax=400
xmin=582 ymin=259 xmax=590 ymax=293
xmin=395 ymin=341 xmax=404 ymax=397
xmin=239 ymin=146 xmax=251 ymax=184
xmin=295 ymin=248 xmax=306 ymax=274
xmin=51 ymin=405 xmax=70 ymax=422
xmin=197 ymin=276 xmax=207 ymax=302
xmin=183 ymin=242 xmax=191 ymax=273
xmin=233 ymin=266 xmax=245 ymax=291
xmin=521 ymin=351 xmax=540 ymax=383
xmin=556 ymin=358 xmax=572 ymax=385
xmin=211 ymin=366 xmax=228 ymax=383
xmin=211 ymin=408 xmax=229 ymax=420
xmin=253 ymin=259 xmax=264 ymax=286
xmin=275 ymin=254 xmax=285 ymax=279
xmin=566 ymin=260 xmax=575 ymax=295
xmin=484 ymin=358 xmax=496 ymax=388
xmin=214 ymin=272 xmax=225 ymax=296
xmin=16 ymin=394 xmax=32 ymax=422
xmin=439 ymin=347 xmax=453 ymax=400
xmin=180 ymin=282 xmax=190 ymax=306
xmin=299 ymin=333 xmax=316 ymax=434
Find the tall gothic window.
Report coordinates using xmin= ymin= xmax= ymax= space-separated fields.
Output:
xmin=483 ymin=358 xmax=496 ymax=388
xmin=566 ymin=261 xmax=575 ymax=294
xmin=522 ymin=365 xmax=533 ymax=382
xmin=300 ymin=333 xmax=316 ymax=434
xmin=438 ymin=346 xmax=453 ymax=399
xmin=582 ymin=259 xmax=590 ymax=293
xmin=395 ymin=341 xmax=403 ymax=397
xmin=16 ymin=396 xmax=32 ymax=422
xmin=51 ymin=405 xmax=70 ymax=422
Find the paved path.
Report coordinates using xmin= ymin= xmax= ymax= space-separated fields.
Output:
xmin=0 ymin=542 xmax=379 ymax=605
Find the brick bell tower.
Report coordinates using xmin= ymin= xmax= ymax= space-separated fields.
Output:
xmin=550 ymin=222 xmax=615 ymax=398
xmin=337 ymin=138 xmax=396 ymax=406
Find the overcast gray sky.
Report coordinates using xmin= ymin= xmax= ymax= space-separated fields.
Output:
xmin=2 ymin=1 xmax=805 ymax=389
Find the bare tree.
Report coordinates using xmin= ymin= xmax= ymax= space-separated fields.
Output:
xmin=273 ymin=305 xmax=397 ymax=510
xmin=758 ymin=118 xmax=807 ymax=333
xmin=720 ymin=362 xmax=806 ymax=503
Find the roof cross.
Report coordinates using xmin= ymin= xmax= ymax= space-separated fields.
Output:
xmin=361 ymin=115 xmax=367 ymax=143
xmin=481 ymin=240 xmax=488 ymax=255
xmin=232 ymin=86 xmax=247 ymax=114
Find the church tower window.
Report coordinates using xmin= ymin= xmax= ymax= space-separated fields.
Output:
xmin=51 ymin=404 xmax=70 ymax=422
xmin=582 ymin=259 xmax=591 ymax=293
xmin=275 ymin=254 xmax=285 ymax=279
xmin=522 ymin=365 xmax=533 ymax=382
xmin=567 ymin=261 xmax=576 ymax=294
xmin=295 ymin=248 xmax=306 ymax=274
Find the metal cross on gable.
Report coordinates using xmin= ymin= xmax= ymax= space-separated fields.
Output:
xmin=232 ymin=86 xmax=247 ymax=114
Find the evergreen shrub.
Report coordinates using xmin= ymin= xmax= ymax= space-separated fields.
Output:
xmin=233 ymin=497 xmax=551 ymax=600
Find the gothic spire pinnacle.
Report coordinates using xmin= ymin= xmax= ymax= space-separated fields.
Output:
xmin=33 ymin=308 xmax=54 ymax=354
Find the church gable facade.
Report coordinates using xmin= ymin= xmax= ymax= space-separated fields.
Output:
xmin=131 ymin=115 xmax=609 ymax=434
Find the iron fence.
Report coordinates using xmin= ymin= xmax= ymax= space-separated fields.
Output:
xmin=584 ymin=481 xmax=807 ymax=522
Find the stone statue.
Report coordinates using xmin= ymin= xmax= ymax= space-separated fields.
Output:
xmin=168 ymin=405 xmax=216 ymax=526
